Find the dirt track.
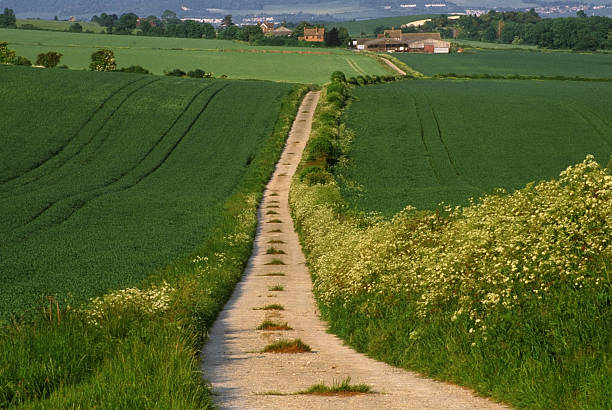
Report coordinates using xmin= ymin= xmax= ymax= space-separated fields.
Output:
xmin=382 ymin=57 xmax=407 ymax=76
xmin=201 ymin=91 xmax=507 ymax=409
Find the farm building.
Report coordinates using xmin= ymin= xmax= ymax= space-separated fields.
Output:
xmin=270 ymin=26 xmax=293 ymax=37
xmin=379 ymin=27 xmax=403 ymax=39
xmin=299 ymin=27 xmax=325 ymax=42
xmin=259 ymin=22 xmax=275 ymax=34
xmin=352 ymin=33 xmax=450 ymax=53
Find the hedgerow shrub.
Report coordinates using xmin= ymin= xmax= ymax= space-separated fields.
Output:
xmin=89 ymin=49 xmax=116 ymax=72
xmin=164 ymin=68 xmax=186 ymax=77
xmin=118 ymin=65 xmax=151 ymax=74
xmin=36 ymin=51 xmax=63 ymax=68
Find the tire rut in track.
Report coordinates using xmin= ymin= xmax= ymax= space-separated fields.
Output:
xmin=10 ymin=83 xmax=229 ymax=240
xmin=0 ymin=77 xmax=148 ymax=188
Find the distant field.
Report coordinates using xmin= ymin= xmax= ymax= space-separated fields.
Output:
xmin=0 ymin=66 xmax=294 ymax=320
xmin=340 ymin=79 xmax=612 ymax=214
xmin=452 ymin=39 xmax=539 ymax=50
xmin=328 ymin=15 xmax=434 ymax=36
xmin=16 ymin=18 xmax=105 ymax=33
xmin=395 ymin=49 xmax=612 ymax=78
xmin=0 ymin=28 xmax=390 ymax=83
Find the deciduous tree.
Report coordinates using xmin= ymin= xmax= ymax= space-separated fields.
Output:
xmin=89 ymin=48 xmax=116 ymax=71
xmin=36 ymin=51 xmax=63 ymax=68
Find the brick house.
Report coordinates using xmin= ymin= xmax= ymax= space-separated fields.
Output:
xmin=300 ymin=27 xmax=325 ymax=42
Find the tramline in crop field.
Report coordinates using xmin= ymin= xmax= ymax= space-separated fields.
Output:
xmin=0 ymin=65 xmax=294 ymax=321
xmin=340 ymin=79 xmax=612 ymax=214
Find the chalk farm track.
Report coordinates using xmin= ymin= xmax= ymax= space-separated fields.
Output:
xmin=201 ymin=91 xmax=507 ymax=409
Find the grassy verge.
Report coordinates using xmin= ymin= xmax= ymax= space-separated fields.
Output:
xmin=290 ymin=78 xmax=611 ymax=408
xmin=0 ymin=83 xmax=311 ymax=408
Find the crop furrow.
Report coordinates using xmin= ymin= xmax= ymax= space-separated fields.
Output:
xmin=407 ymin=92 xmax=440 ymax=183
xmin=0 ymin=77 xmax=147 ymax=188
xmin=15 ymin=83 xmax=230 ymax=238
xmin=6 ymin=82 xmax=212 ymax=235
xmin=559 ymin=102 xmax=612 ymax=148
xmin=5 ymin=78 xmax=160 ymax=193
xmin=425 ymin=95 xmax=484 ymax=193
xmin=347 ymin=58 xmax=367 ymax=76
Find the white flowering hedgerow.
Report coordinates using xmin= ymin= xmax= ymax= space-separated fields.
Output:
xmin=84 ymin=282 xmax=175 ymax=326
xmin=291 ymin=155 xmax=612 ymax=341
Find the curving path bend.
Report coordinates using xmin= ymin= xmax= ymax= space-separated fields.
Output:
xmin=201 ymin=91 xmax=507 ymax=409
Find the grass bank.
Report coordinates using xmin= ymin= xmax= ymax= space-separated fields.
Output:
xmin=290 ymin=78 xmax=611 ymax=408
xmin=0 ymin=83 xmax=311 ymax=408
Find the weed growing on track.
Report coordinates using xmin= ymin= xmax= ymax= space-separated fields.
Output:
xmin=262 ymin=339 xmax=311 ymax=353
xmin=266 ymin=247 xmax=286 ymax=255
xmin=257 ymin=320 xmax=292 ymax=331
xmin=265 ymin=258 xmax=286 ymax=265
xmin=298 ymin=377 xmax=372 ymax=395
xmin=268 ymin=285 xmax=284 ymax=292
xmin=0 ymin=68 xmax=311 ymax=407
xmin=253 ymin=304 xmax=285 ymax=311
xmin=291 ymin=78 xmax=612 ymax=408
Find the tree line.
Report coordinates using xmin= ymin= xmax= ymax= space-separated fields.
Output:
xmin=1 ymin=7 xmax=351 ymax=47
xmin=404 ymin=10 xmax=611 ymax=51
xmin=0 ymin=8 xmax=16 ymax=28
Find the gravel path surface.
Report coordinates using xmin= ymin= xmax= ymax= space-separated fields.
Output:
xmin=382 ymin=57 xmax=407 ymax=76
xmin=201 ymin=91 xmax=507 ymax=409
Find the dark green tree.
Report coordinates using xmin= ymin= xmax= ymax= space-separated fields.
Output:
xmin=239 ymin=25 xmax=263 ymax=43
xmin=161 ymin=10 xmax=178 ymax=22
xmin=325 ymin=27 xmax=341 ymax=47
xmin=115 ymin=13 xmax=138 ymax=34
xmin=202 ymin=23 xmax=216 ymax=39
xmin=0 ymin=8 xmax=17 ymax=28
xmin=337 ymin=27 xmax=351 ymax=47
xmin=36 ymin=52 xmax=63 ymax=68
xmin=69 ymin=22 xmax=83 ymax=32
xmin=221 ymin=15 xmax=233 ymax=28
xmin=13 ymin=55 xmax=31 ymax=66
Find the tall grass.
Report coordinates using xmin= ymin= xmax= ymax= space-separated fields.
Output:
xmin=0 ymin=84 xmax=311 ymax=408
